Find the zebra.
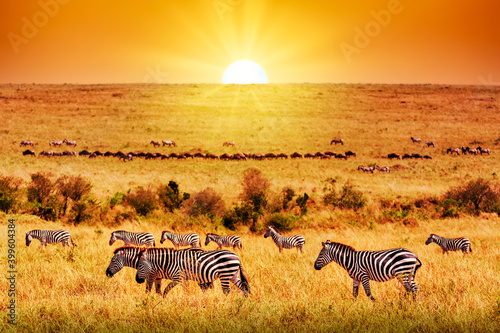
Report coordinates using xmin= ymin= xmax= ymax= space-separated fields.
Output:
xmin=160 ymin=231 xmax=201 ymax=249
xmin=205 ymin=233 xmax=242 ymax=250
xmin=263 ymin=226 xmax=305 ymax=253
xmin=162 ymin=140 xmax=177 ymax=147
xmin=330 ymin=138 xmax=344 ymax=145
xmin=105 ymin=246 xmax=211 ymax=294
xmin=25 ymin=230 xmax=75 ymax=248
xmin=425 ymin=141 xmax=435 ymax=147
xmin=314 ymin=240 xmax=422 ymax=301
xmin=135 ymin=247 xmax=250 ymax=297
xmin=109 ymin=230 xmax=155 ymax=247
xmin=425 ymin=234 xmax=472 ymax=255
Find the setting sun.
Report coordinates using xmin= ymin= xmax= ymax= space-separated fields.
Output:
xmin=222 ymin=60 xmax=268 ymax=84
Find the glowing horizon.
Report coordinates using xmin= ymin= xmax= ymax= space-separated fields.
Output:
xmin=222 ymin=60 xmax=268 ymax=84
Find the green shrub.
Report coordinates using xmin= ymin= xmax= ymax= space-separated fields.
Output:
xmin=69 ymin=197 xmax=99 ymax=225
xmin=109 ymin=192 xmax=126 ymax=209
xmin=0 ymin=175 xmax=23 ymax=213
xmin=324 ymin=179 xmax=366 ymax=211
xmin=239 ymin=168 xmax=270 ymax=214
xmin=125 ymin=186 xmax=157 ymax=216
xmin=282 ymin=187 xmax=295 ymax=211
xmin=158 ymin=181 xmax=189 ymax=213
xmin=265 ymin=213 xmax=301 ymax=232
xmin=222 ymin=203 xmax=255 ymax=231
xmin=182 ymin=187 xmax=225 ymax=220
xmin=443 ymin=178 xmax=500 ymax=215
xmin=27 ymin=173 xmax=62 ymax=220
xmin=56 ymin=175 xmax=93 ymax=216
xmin=296 ymin=193 xmax=309 ymax=216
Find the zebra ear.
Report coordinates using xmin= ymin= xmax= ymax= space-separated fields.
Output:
xmin=321 ymin=242 xmax=325 ymax=247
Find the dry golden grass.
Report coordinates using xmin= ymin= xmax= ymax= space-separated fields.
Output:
xmin=1 ymin=83 xmax=500 ymax=331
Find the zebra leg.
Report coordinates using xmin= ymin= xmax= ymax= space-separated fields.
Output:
xmin=163 ymin=280 xmax=181 ymax=297
xmin=220 ymin=279 xmax=231 ymax=295
xmin=361 ymin=277 xmax=375 ymax=301
xmin=352 ymin=279 xmax=360 ymax=299
xmin=278 ymin=246 xmax=283 ymax=253
xmin=154 ymin=278 xmax=162 ymax=295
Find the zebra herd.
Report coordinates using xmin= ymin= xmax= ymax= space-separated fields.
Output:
xmin=25 ymin=227 xmax=473 ymax=301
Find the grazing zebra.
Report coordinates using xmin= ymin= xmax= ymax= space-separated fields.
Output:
xmin=105 ymin=246 xmax=211 ymax=294
xmin=330 ymin=138 xmax=344 ymax=145
xmin=425 ymin=141 xmax=435 ymax=147
xmin=109 ymin=230 xmax=155 ymax=247
xmin=162 ymin=140 xmax=177 ymax=147
xmin=374 ymin=165 xmax=390 ymax=173
xmin=447 ymin=148 xmax=460 ymax=155
xmin=411 ymin=137 xmax=421 ymax=144
xmin=135 ymin=247 xmax=250 ymax=297
xmin=150 ymin=140 xmax=161 ymax=147
xmin=314 ymin=240 xmax=422 ymax=301
xmin=358 ymin=165 xmax=374 ymax=173
xmin=25 ymin=230 xmax=75 ymax=248
xmin=49 ymin=140 xmax=63 ymax=147
xmin=263 ymin=226 xmax=305 ymax=253
xmin=20 ymin=140 xmax=34 ymax=147
xmin=63 ymin=139 xmax=77 ymax=146
xmin=160 ymin=231 xmax=201 ymax=249
xmin=425 ymin=234 xmax=472 ymax=255
xmin=205 ymin=233 xmax=242 ymax=250
xmin=223 ymin=141 xmax=235 ymax=147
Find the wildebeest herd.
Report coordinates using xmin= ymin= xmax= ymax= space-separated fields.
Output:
xmin=25 ymin=226 xmax=472 ymax=301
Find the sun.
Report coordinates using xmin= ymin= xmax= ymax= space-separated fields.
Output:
xmin=222 ymin=60 xmax=268 ymax=84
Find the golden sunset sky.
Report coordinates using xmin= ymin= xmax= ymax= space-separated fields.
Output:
xmin=1 ymin=0 xmax=499 ymax=84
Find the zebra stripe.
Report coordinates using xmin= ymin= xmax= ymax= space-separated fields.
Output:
xmin=314 ymin=240 xmax=422 ymax=301
xmin=135 ymin=247 xmax=250 ymax=297
xmin=263 ymin=226 xmax=305 ymax=253
xmin=109 ymin=230 xmax=155 ymax=247
xmin=160 ymin=231 xmax=201 ymax=249
xmin=25 ymin=230 xmax=74 ymax=247
xmin=205 ymin=233 xmax=242 ymax=250
xmin=425 ymin=234 xmax=472 ymax=255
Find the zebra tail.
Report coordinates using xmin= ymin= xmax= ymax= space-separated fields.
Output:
xmin=239 ymin=264 xmax=250 ymax=294
xmin=70 ymin=237 xmax=77 ymax=247
xmin=415 ymin=257 xmax=423 ymax=273
xmin=469 ymin=245 xmax=472 ymax=253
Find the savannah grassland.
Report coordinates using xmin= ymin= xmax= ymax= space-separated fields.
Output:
xmin=1 ymin=83 xmax=500 ymax=332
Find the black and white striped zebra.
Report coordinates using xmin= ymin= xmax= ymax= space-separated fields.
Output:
xmin=205 ymin=233 xmax=242 ymax=250
xmin=314 ymin=240 xmax=422 ymax=301
xmin=25 ymin=230 xmax=75 ymax=248
xmin=425 ymin=234 xmax=472 ymax=255
xmin=109 ymin=230 xmax=155 ymax=247
xmin=160 ymin=231 xmax=201 ymax=249
xmin=263 ymin=226 xmax=305 ymax=253
xmin=135 ymin=247 xmax=250 ymax=297
xmin=105 ymin=246 xmax=210 ymax=294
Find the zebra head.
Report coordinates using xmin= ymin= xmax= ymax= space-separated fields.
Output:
xmin=425 ymin=234 xmax=436 ymax=245
xmin=109 ymin=232 xmax=117 ymax=246
xmin=314 ymin=240 xmax=334 ymax=270
xmin=135 ymin=248 xmax=152 ymax=284
xmin=25 ymin=232 xmax=33 ymax=246
xmin=205 ymin=233 xmax=215 ymax=246
xmin=263 ymin=226 xmax=277 ymax=238
xmin=160 ymin=231 xmax=172 ymax=244
xmin=106 ymin=247 xmax=138 ymax=277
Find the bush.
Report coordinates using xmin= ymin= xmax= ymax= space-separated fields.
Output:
xmin=125 ymin=186 xmax=157 ymax=216
xmin=222 ymin=203 xmax=255 ymax=231
xmin=158 ymin=181 xmax=189 ymax=213
xmin=109 ymin=192 xmax=126 ymax=209
xmin=69 ymin=197 xmax=99 ymax=224
xmin=265 ymin=213 xmax=301 ymax=232
xmin=296 ymin=193 xmax=309 ymax=216
xmin=282 ymin=187 xmax=295 ymax=211
xmin=56 ymin=175 xmax=93 ymax=216
xmin=27 ymin=172 xmax=62 ymax=220
xmin=182 ymin=187 xmax=225 ymax=220
xmin=0 ymin=175 xmax=23 ymax=213
xmin=444 ymin=178 xmax=500 ymax=215
xmin=324 ymin=179 xmax=366 ymax=211
xmin=437 ymin=199 xmax=462 ymax=218
xmin=239 ymin=168 xmax=270 ymax=214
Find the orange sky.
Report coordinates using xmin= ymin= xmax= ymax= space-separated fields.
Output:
xmin=1 ymin=0 xmax=499 ymax=84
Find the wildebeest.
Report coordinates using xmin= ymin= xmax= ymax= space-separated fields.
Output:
xmin=423 ymin=155 xmax=432 ymax=159
xmin=291 ymin=152 xmax=303 ymax=159
xmin=478 ymin=147 xmax=491 ymax=155
xmin=335 ymin=154 xmax=347 ymax=160
xmin=374 ymin=165 xmax=390 ymax=173
xmin=402 ymin=154 xmax=412 ymax=159
xmin=425 ymin=141 xmax=435 ymax=147
xmin=150 ymin=140 xmax=161 ymax=147
xmin=447 ymin=148 xmax=460 ymax=155
xmin=162 ymin=140 xmax=177 ymax=147
xmin=223 ymin=141 xmax=235 ymax=147
xmin=330 ymin=138 xmax=344 ymax=145
xmin=49 ymin=140 xmax=63 ymax=147
xmin=387 ymin=153 xmax=401 ymax=160
xmin=411 ymin=137 xmax=421 ymax=144
xmin=79 ymin=150 xmax=92 ymax=156
xmin=461 ymin=146 xmax=469 ymax=155
xmin=22 ymin=149 xmax=36 ymax=156
xmin=62 ymin=151 xmax=76 ymax=157
xmin=119 ymin=154 xmax=133 ymax=161
xmin=63 ymin=139 xmax=76 ymax=146
xmin=411 ymin=153 xmax=423 ymax=159
xmin=345 ymin=151 xmax=356 ymax=157
xmin=20 ymin=140 xmax=34 ymax=147
xmin=220 ymin=153 xmax=233 ymax=160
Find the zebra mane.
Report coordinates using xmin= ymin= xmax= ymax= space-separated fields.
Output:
xmin=269 ymin=226 xmax=282 ymax=234
xmin=206 ymin=232 xmax=219 ymax=236
xmin=113 ymin=246 xmax=142 ymax=254
xmin=327 ymin=241 xmax=356 ymax=252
